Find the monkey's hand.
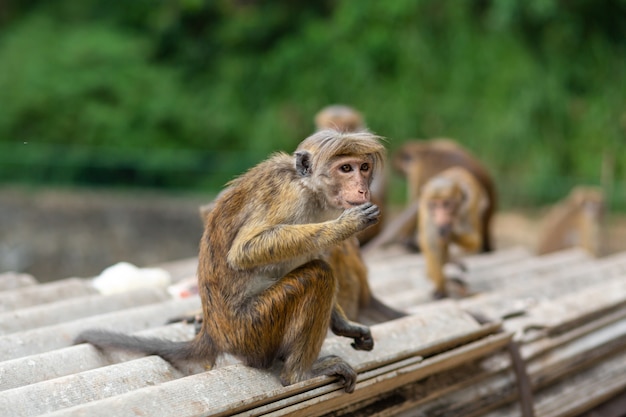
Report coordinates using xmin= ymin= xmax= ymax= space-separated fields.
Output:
xmin=350 ymin=325 xmax=374 ymax=351
xmin=339 ymin=203 xmax=380 ymax=233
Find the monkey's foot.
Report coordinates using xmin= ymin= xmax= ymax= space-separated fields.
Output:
xmin=311 ymin=355 xmax=358 ymax=393
xmin=447 ymin=276 xmax=470 ymax=297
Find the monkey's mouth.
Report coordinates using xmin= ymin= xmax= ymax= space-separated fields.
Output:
xmin=345 ymin=201 xmax=367 ymax=208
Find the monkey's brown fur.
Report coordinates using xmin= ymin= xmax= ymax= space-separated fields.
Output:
xmin=418 ymin=167 xmax=488 ymax=298
xmin=76 ymin=130 xmax=386 ymax=393
xmin=536 ymin=186 xmax=604 ymax=257
xmin=393 ymin=139 xmax=496 ymax=253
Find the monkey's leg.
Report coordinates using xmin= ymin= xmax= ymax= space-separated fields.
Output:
xmin=330 ymin=304 xmax=374 ymax=351
xmin=424 ymin=248 xmax=448 ymax=299
xmin=253 ymin=260 xmax=357 ymax=392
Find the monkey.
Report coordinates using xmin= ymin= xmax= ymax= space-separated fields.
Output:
xmin=417 ymin=167 xmax=489 ymax=299
xmin=75 ymin=130 xmax=387 ymax=393
xmin=391 ymin=138 xmax=497 ymax=253
xmin=314 ymin=105 xmax=366 ymax=133
xmin=536 ymin=186 xmax=605 ymax=257
xmin=312 ymin=105 xmax=404 ymax=320
xmin=314 ymin=104 xmax=386 ymax=246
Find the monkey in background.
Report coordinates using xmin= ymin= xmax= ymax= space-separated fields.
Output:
xmin=418 ymin=167 xmax=489 ymax=299
xmin=76 ymin=130 xmax=386 ymax=393
xmin=315 ymin=104 xmax=386 ymax=246
xmin=536 ymin=186 xmax=605 ymax=257
xmin=390 ymin=138 xmax=497 ymax=253
xmin=315 ymin=105 xmax=366 ymax=133
xmin=313 ymin=105 xmax=403 ymax=321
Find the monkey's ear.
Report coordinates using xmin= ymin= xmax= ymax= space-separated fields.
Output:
xmin=295 ymin=150 xmax=312 ymax=176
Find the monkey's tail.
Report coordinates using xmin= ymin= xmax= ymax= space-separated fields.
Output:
xmin=367 ymin=296 xmax=407 ymax=321
xmin=75 ymin=329 xmax=202 ymax=362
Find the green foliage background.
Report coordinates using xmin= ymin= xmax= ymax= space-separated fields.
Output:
xmin=0 ymin=0 xmax=624 ymax=208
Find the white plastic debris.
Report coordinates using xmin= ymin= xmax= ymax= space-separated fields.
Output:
xmin=92 ymin=262 xmax=172 ymax=295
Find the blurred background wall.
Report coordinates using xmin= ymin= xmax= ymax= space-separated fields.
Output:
xmin=0 ymin=0 xmax=624 ymax=280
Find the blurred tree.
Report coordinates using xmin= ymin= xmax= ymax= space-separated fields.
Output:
xmin=0 ymin=0 xmax=623 ymax=207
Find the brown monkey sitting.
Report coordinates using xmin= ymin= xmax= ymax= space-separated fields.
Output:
xmin=536 ymin=186 xmax=604 ymax=257
xmin=313 ymin=105 xmax=402 ymax=319
xmin=392 ymin=139 xmax=496 ymax=253
xmin=418 ymin=167 xmax=488 ymax=298
xmin=76 ymin=130 xmax=386 ymax=393
xmin=314 ymin=104 xmax=386 ymax=246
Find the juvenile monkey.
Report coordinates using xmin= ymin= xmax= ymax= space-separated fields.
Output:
xmin=536 ymin=186 xmax=604 ymax=257
xmin=391 ymin=139 xmax=496 ymax=252
xmin=313 ymin=105 xmax=403 ymax=319
xmin=76 ymin=130 xmax=386 ymax=393
xmin=418 ymin=167 xmax=488 ymax=298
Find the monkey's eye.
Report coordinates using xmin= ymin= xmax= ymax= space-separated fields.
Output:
xmin=360 ymin=163 xmax=370 ymax=172
xmin=340 ymin=164 xmax=352 ymax=173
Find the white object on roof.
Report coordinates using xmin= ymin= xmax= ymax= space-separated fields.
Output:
xmin=92 ymin=262 xmax=172 ymax=295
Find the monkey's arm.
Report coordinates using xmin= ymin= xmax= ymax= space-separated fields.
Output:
xmin=228 ymin=204 xmax=379 ymax=270
xmin=452 ymin=231 xmax=482 ymax=253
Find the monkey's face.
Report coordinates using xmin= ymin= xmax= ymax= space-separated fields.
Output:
xmin=392 ymin=147 xmax=415 ymax=175
xmin=570 ymin=188 xmax=604 ymax=222
xmin=326 ymin=155 xmax=374 ymax=210
xmin=422 ymin=181 xmax=464 ymax=238
xmin=392 ymin=142 xmax=426 ymax=175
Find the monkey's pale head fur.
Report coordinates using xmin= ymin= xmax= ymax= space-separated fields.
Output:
xmin=296 ymin=129 xmax=386 ymax=179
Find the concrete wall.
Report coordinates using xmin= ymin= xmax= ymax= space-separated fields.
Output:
xmin=0 ymin=187 xmax=208 ymax=282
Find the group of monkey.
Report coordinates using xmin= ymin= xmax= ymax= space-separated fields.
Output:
xmin=75 ymin=104 xmax=605 ymax=394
